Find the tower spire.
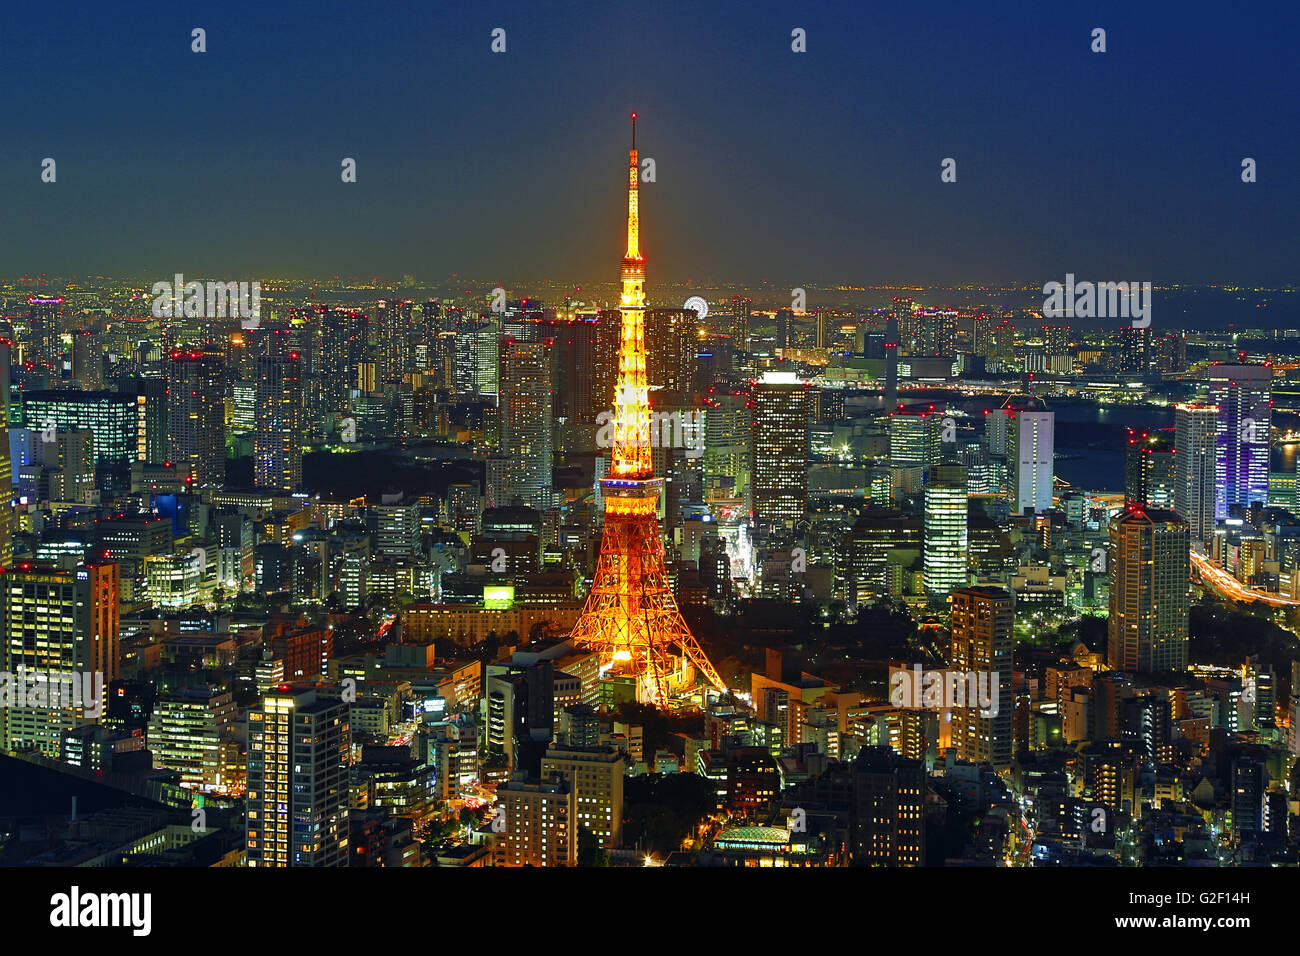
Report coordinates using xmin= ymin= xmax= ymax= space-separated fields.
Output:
xmin=613 ymin=112 xmax=649 ymax=478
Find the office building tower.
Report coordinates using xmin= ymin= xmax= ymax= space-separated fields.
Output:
xmin=1005 ymin=396 xmax=1054 ymax=514
xmin=1209 ymin=364 xmax=1271 ymax=519
xmin=704 ymin=393 xmax=751 ymax=506
xmin=454 ymin=324 xmax=499 ymax=399
xmin=246 ymin=686 xmax=351 ymax=867
xmin=1108 ymin=507 xmax=1190 ymax=674
xmin=923 ymin=464 xmax=968 ymax=596
xmin=22 ymin=390 xmax=136 ymax=492
xmin=70 ymin=330 xmax=104 ymax=389
xmin=645 ymin=308 xmax=698 ymax=396
xmin=25 ymin=296 xmax=63 ymax=371
xmin=1174 ymin=402 xmax=1218 ymax=541
xmin=253 ymin=353 xmax=304 ymax=491
xmin=888 ymin=406 xmax=942 ymax=468
xmin=147 ymin=685 xmax=236 ymax=789
xmin=498 ymin=338 xmax=554 ymax=511
xmin=1124 ymin=429 xmax=1176 ymax=510
xmin=0 ymin=561 xmax=120 ymax=755
xmin=552 ymin=315 xmax=598 ymax=453
xmin=166 ymin=350 xmax=226 ymax=486
xmin=750 ymin=371 xmax=811 ymax=526
xmin=118 ymin=375 xmax=169 ymax=464
xmin=950 ymin=586 xmax=1014 ymax=769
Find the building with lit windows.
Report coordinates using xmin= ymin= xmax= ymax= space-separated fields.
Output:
xmin=1108 ymin=507 xmax=1190 ymax=674
xmin=491 ymin=774 xmax=573 ymax=867
xmin=1209 ymin=363 xmax=1271 ymax=520
xmin=539 ymin=744 xmax=625 ymax=850
xmin=850 ymin=746 xmax=925 ymax=867
xmin=0 ymin=561 xmax=120 ymax=755
xmin=1005 ymin=395 xmax=1054 ymax=514
xmin=498 ymin=338 xmax=554 ymax=511
xmin=888 ymin=406 xmax=942 ymax=468
xmin=166 ymin=350 xmax=226 ymax=486
xmin=22 ymin=390 xmax=136 ymax=492
xmin=923 ymin=464 xmax=968 ymax=597
xmin=950 ymin=586 xmax=1014 ymax=769
xmin=245 ymin=686 xmax=350 ymax=867
xmin=147 ymin=685 xmax=236 ymax=789
xmin=751 ymin=370 xmax=810 ymax=526
xmin=144 ymin=552 xmax=203 ymax=608
xmin=252 ymin=353 xmax=304 ymax=491
xmin=1174 ymin=402 xmax=1218 ymax=541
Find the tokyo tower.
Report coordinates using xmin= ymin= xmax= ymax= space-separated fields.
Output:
xmin=569 ymin=114 xmax=726 ymax=707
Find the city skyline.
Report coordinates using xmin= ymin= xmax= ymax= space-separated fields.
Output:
xmin=2 ymin=0 xmax=1299 ymax=907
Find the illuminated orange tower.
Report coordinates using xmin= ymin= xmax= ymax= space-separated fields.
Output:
xmin=570 ymin=114 xmax=725 ymax=706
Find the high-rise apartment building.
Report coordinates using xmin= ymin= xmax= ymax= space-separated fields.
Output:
xmin=254 ymin=353 xmax=304 ymax=491
xmin=166 ymin=350 xmax=226 ymax=486
xmin=70 ymin=330 xmax=104 ymax=389
xmin=498 ymin=338 xmax=554 ymax=511
xmin=1005 ymin=396 xmax=1054 ymax=514
xmin=246 ymin=686 xmax=350 ymax=867
xmin=1108 ymin=507 xmax=1190 ymax=674
xmin=1174 ymin=402 xmax=1218 ymax=540
xmin=950 ymin=586 xmax=1014 ymax=769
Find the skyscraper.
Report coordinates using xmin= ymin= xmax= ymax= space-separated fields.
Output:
xmin=498 ymin=338 xmax=554 ymax=511
xmin=924 ymin=464 xmax=968 ymax=597
xmin=254 ymin=353 xmax=304 ymax=491
xmin=568 ymin=115 xmax=724 ymax=706
xmin=1174 ymin=402 xmax=1218 ymax=540
xmin=0 ymin=561 xmax=120 ymax=755
xmin=644 ymin=307 xmax=699 ymax=396
xmin=70 ymin=330 xmax=104 ymax=389
xmin=22 ymin=390 xmax=136 ymax=493
xmin=751 ymin=370 xmax=811 ymax=526
xmin=1209 ymin=364 xmax=1271 ymax=519
xmin=888 ymin=406 xmax=942 ymax=467
xmin=1108 ymin=507 xmax=1190 ymax=674
xmin=245 ymin=686 xmax=350 ymax=867
xmin=1005 ymin=396 xmax=1054 ymax=514
xmin=1124 ymin=429 xmax=1175 ymax=510
xmin=850 ymin=746 xmax=926 ymax=866
xmin=950 ymin=586 xmax=1014 ymax=769
xmin=166 ymin=350 xmax=226 ymax=486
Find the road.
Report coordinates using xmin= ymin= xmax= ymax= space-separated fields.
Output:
xmin=1190 ymin=550 xmax=1300 ymax=607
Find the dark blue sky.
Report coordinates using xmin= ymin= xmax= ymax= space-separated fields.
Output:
xmin=1 ymin=0 xmax=1295 ymax=286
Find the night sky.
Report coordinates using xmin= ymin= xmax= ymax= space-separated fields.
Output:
xmin=1 ymin=0 xmax=1295 ymax=286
